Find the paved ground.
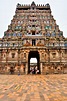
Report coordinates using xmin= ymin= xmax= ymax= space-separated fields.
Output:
xmin=0 ymin=74 xmax=67 ymax=101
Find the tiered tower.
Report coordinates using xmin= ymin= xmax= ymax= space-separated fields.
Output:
xmin=0 ymin=2 xmax=67 ymax=74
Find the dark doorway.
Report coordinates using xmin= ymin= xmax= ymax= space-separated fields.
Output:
xmin=28 ymin=51 xmax=40 ymax=74
xmin=32 ymin=39 xmax=36 ymax=46
xmin=10 ymin=67 xmax=14 ymax=74
xmin=32 ymin=31 xmax=35 ymax=35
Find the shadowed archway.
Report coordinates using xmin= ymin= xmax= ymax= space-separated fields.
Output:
xmin=28 ymin=51 xmax=40 ymax=74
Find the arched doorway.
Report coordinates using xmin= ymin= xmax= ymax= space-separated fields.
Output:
xmin=28 ymin=51 xmax=40 ymax=74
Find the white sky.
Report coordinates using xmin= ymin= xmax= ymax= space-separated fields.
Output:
xmin=30 ymin=58 xmax=37 ymax=63
xmin=0 ymin=0 xmax=67 ymax=38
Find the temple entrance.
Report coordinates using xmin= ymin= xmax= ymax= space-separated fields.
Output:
xmin=28 ymin=51 xmax=40 ymax=74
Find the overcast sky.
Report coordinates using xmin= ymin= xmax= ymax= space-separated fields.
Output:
xmin=0 ymin=0 xmax=67 ymax=38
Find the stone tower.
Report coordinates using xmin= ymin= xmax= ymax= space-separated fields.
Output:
xmin=0 ymin=2 xmax=67 ymax=74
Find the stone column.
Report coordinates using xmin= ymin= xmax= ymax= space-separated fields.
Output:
xmin=25 ymin=63 xmax=28 ymax=74
xmin=40 ymin=63 xmax=43 ymax=74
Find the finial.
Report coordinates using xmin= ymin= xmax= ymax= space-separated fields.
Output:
xmin=31 ymin=1 xmax=36 ymax=5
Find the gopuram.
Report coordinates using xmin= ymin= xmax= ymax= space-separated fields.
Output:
xmin=0 ymin=1 xmax=67 ymax=74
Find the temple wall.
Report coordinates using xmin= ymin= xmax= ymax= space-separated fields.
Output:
xmin=0 ymin=48 xmax=67 ymax=74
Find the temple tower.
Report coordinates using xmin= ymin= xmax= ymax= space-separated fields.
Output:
xmin=0 ymin=2 xmax=67 ymax=74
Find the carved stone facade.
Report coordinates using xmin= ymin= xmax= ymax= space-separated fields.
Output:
xmin=0 ymin=2 xmax=67 ymax=74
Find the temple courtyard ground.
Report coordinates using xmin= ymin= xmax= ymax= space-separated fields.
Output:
xmin=0 ymin=74 xmax=67 ymax=101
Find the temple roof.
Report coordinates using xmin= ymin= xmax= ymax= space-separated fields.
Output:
xmin=16 ymin=2 xmax=50 ymax=10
